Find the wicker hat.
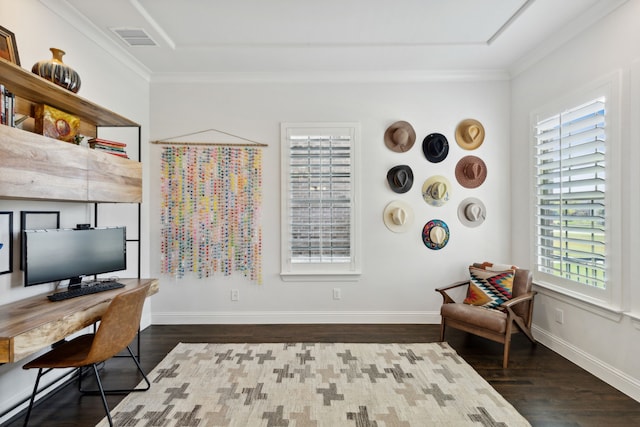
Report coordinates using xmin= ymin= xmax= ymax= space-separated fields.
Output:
xmin=383 ymin=200 xmax=414 ymax=233
xmin=422 ymin=133 xmax=449 ymax=163
xmin=455 ymin=156 xmax=487 ymax=188
xmin=386 ymin=165 xmax=414 ymax=193
xmin=458 ymin=197 xmax=486 ymax=227
xmin=422 ymin=219 xmax=449 ymax=250
xmin=384 ymin=121 xmax=416 ymax=153
xmin=422 ymin=175 xmax=451 ymax=207
xmin=455 ymin=119 xmax=485 ymax=150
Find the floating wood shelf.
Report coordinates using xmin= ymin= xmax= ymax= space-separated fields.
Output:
xmin=0 ymin=58 xmax=137 ymax=128
xmin=0 ymin=57 xmax=142 ymax=203
xmin=0 ymin=126 xmax=141 ymax=203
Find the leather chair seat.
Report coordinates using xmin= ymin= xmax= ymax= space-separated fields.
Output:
xmin=440 ymin=303 xmax=507 ymax=334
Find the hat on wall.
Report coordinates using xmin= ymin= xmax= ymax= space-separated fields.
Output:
xmin=422 ymin=175 xmax=451 ymax=207
xmin=422 ymin=133 xmax=449 ymax=163
xmin=383 ymin=200 xmax=414 ymax=233
xmin=455 ymin=118 xmax=485 ymax=150
xmin=455 ymin=155 xmax=487 ymax=188
xmin=458 ymin=197 xmax=486 ymax=227
xmin=384 ymin=121 xmax=416 ymax=153
xmin=422 ymin=219 xmax=450 ymax=250
xmin=386 ymin=165 xmax=414 ymax=193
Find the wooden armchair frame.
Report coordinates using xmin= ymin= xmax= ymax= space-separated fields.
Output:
xmin=436 ymin=268 xmax=537 ymax=368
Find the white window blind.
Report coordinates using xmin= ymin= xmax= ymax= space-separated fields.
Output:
xmin=534 ymin=97 xmax=606 ymax=289
xmin=281 ymin=123 xmax=360 ymax=278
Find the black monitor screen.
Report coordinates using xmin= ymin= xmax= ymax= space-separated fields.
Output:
xmin=24 ymin=227 xmax=126 ymax=287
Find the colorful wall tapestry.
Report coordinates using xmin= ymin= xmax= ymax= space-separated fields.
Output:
xmin=160 ymin=146 xmax=263 ymax=284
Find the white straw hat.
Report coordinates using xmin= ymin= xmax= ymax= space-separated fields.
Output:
xmin=383 ymin=200 xmax=414 ymax=233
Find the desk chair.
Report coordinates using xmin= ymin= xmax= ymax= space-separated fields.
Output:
xmin=22 ymin=284 xmax=151 ymax=427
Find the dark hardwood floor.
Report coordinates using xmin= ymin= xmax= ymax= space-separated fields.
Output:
xmin=3 ymin=324 xmax=639 ymax=426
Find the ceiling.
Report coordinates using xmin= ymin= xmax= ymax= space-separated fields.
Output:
xmin=42 ymin=0 xmax=625 ymax=80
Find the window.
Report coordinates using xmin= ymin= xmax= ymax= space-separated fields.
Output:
xmin=534 ymin=96 xmax=610 ymax=293
xmin=280 ymin=123 xmax=361 ymax=280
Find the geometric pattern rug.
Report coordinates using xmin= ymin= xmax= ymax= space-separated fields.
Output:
xmin=97 ymin=342 xmax=530 ymax=426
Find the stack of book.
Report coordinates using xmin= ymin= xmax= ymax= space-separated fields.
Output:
xmin=1 ymin=84 xmax=15 ymax=127
xmin=88 ymin=137 xmax=128 ymax=158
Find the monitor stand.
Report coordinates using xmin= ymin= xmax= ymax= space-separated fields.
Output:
xmin=68 ymin=276 xmax=83 ymax=290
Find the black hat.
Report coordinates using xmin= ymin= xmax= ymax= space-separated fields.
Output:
xmin=386 ymin=165 xmax=414 ymax=193
xmin=422 ymin=133 xmax=449 ymax=163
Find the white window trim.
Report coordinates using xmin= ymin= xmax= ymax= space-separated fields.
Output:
xmin=280 ymin=122 xmax=362 ymax=282
xmin=529 ymin=72 xmax=622 ymax=310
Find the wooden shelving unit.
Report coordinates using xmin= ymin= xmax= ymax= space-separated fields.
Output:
xmin=0 ymin=58 xmax=142 ymax=203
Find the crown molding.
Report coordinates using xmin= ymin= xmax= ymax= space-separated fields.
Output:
xmin=39 ymin=0 xmax=152 ymax=82
xmin=150 ymin=69 xmax=511 ymax=85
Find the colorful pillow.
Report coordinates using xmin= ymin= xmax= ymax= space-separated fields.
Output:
xmin=463 ymin=266 xmax=515 ymax=309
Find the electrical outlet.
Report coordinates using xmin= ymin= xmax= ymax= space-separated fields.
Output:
xmin=555 ymin=308 xmax=564 ymax=324
xmin=231 ymin=289 xmax=240 ymax=301
xmin=333 ymin=288 xmax=341 ymax=300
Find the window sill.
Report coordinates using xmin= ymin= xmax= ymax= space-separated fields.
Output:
xmin=533 ymin=280 xmax=623 ymax=322
xmin=280 ymin=272 xmax=361 ymax=282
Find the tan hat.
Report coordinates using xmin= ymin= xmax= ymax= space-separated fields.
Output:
xmin=455 ymin=156 xmax=487 ymax=188
xmin=455 ymin=118 xmax=485 ymax=150
xmin=458 ymin=197 xmax=486 ymax=227
xmin=383 ymin=200 xmax=414 ymax=233
xmin=422 ymin=175 xmax=451 ymax=207
xmin=384 ymin=121 xmax=416 ymax=153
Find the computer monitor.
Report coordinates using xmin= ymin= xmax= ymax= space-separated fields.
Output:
xmin=24 ymin=227 xmax=126 ymax=288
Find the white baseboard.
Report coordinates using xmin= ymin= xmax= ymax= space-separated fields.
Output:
xmin=533 ymin=325 xmax=640 ymax=402
xmin=152 ymin=310 xmax=441 ymax=325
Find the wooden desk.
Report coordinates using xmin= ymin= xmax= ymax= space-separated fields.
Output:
xmin=0 ymin=278 xmax=158 ymax=364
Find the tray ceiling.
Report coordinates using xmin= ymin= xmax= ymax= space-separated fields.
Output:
xmin=43 ymin=0 xmax=624 ymax=78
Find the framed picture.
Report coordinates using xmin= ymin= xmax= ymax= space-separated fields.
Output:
xmin=0 ymin=212 xmax=13 ymax=275
xmin=0 ymin=26 xmax=20 ymax=66
xmin=20 ymin=211 xmax=60 ymax=270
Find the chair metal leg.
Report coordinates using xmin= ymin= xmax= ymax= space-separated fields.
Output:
xmin=92 ymin=363 xmax=113 ymax=427
xmin=79 ymin=345 xmax=150 ymax=395
xmin=23 ymin=368 xmax=45 ymax=427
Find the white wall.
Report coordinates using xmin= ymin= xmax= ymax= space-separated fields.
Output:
xmin=148 ymin=79 xmax=511 ymax=324
xmin=0 ymin=0 xmax=150 ymax=422
xmin=510 ymin=0 xmax=640 ymax=402
xmin=3 ymin=0 xmax=639 ymax=421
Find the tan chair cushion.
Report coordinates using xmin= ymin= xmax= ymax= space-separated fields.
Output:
xmin=441 ymin=303 xmax=507 ymax=334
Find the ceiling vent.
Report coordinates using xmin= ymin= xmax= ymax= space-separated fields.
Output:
xmin=111 ymin=28 xmax=157 ymax=47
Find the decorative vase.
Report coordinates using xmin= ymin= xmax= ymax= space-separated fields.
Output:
xmin=31 ymin=48 xmax=81 ymax=93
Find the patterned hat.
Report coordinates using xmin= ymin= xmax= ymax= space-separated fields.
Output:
xmin=386 ymin=165 xmax=414 ymax=193
xmin=422 ymin=133 xmax=449 ymax=163
xmin=422 ymin=175 xmax=451 ymax=207
xmin=455 ymin=156 xmax=487 ymax=189
xmin=422 ymin=219 xmax=449 ymax=250
xmin=458 ymin=197 xmax=486 ymax=227
xmin=384 ymin=121 xmax=416 ymax=153
xmin=383 ymin=200 xmax=414 ymax=233
xmin=455 ymin=118 xmax=485 ymax=150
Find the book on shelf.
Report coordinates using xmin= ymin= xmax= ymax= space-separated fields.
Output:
xmin=88 ymin=137 xmax=127 ymax=147
xmin=1 ymin=84 xmax=16 ymax=127
xmin=88 ymin=137 xmax=129 ymax=158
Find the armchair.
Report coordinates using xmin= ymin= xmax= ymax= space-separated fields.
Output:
xmin=436 ymin=268 xmax=537 ymax=368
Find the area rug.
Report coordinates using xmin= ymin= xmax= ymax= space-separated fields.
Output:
xmin=97 ymin=342 xmax=530 ymax=426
